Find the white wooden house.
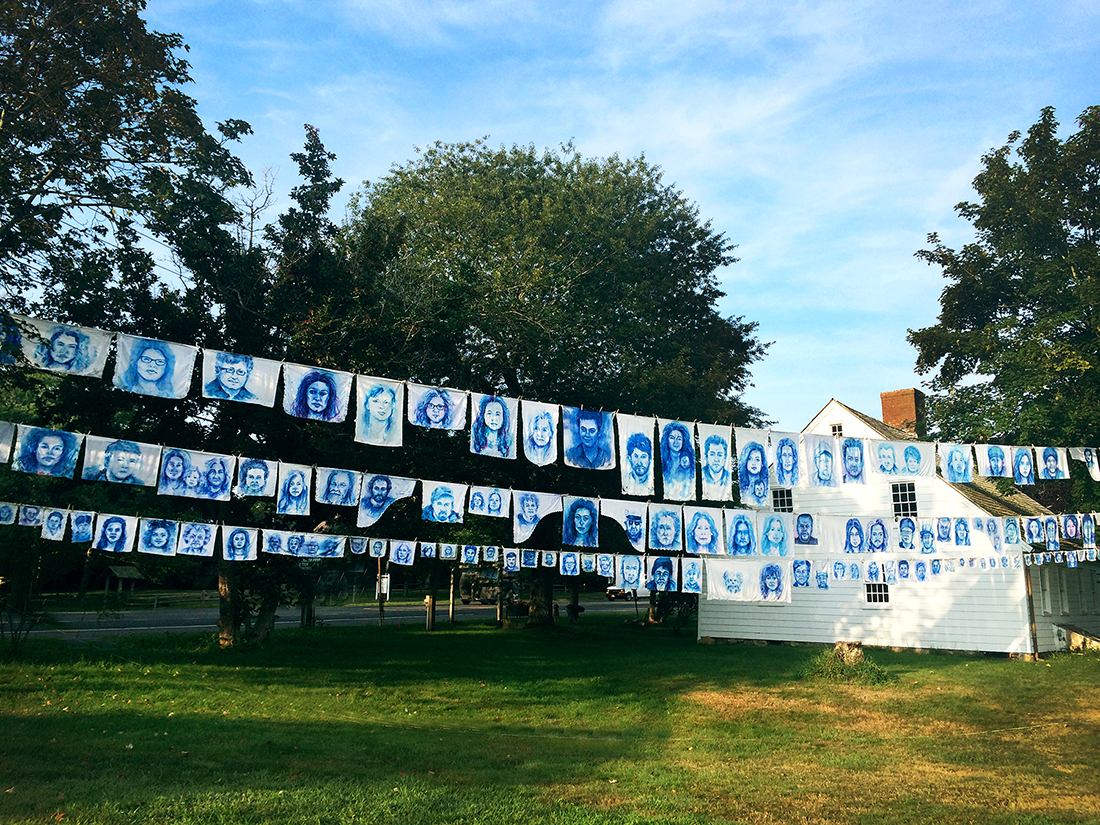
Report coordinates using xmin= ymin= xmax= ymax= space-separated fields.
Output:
xmin=697 ymin=390 xmax=1100 ymax=655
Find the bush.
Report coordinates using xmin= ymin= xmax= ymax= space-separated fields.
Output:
xmin=801 ymin=646 xmax=893 ymax=685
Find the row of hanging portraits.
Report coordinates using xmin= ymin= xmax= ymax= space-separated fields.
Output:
xmin=13 ymin=504 xmax=1092 ymax=605
xmin=6 ymin=317 xmax=1098 ymax=506
xmin=4 ymin=423 xmax=1097 ymax=552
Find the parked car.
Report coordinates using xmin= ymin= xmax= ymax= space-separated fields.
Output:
xmin=606 ymin=585 xmax=634 ymax=601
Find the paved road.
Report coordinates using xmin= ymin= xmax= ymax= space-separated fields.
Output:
xmin=31 ymin=597 xmax=647 ymax=640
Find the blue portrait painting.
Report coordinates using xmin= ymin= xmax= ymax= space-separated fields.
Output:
xmin=698 ymin=424 xmax=733 ymax=500
xmin=521 ymin=400 xmax=559 ymax=467
xmin=408 ymin=383 xmax=468 ymax=431
xmin=201 ymin=350 xmax=279 ymax=407
xmin=12 ymin=425 xmax=82 ymax=478
xmin=17 ymin=316 xmax=111 ymax=377
xmin=470 ymin=393 xmax=518 ymax=459
xmin=561 ymin=497 xmax=599 ymax=547
xmin=660 ymin=419 xmax=696 ymax=500
xmin=355 ymin=376 xmax=404 ymax=447
xmin=113 ymin=335 xmax=197 ymax=399
xmin=563 ymin=408 xmax=615 ymax=470
xmin=283 ymin=364 xmax=352 ymax=423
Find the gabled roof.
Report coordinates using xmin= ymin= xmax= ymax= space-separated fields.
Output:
xmin=810 ymin=399 xmax=1051 ymax=518
xmin=948 ymin=476 xmax=1051 ymax=518
xmin=835 ymin=400 xmax=918 ymax=442
xmin=802 ymin=398 xmax=916 ymax=441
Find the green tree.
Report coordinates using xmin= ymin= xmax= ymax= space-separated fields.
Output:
xmin=0 ymin=0 xmax=249 ymax=295
xmin=348 ymin=140 xmax=765 ymax=422
xmin=347 ymin=140 xmax=767 ymax=624
xmin=909 ymin=105 xmax=1100 ymax=507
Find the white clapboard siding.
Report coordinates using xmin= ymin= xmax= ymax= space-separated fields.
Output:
xmin=698 ymin=565 xmax=1033 ymax=654
xmin=698 ymin=398 xmax=1068 ymax=655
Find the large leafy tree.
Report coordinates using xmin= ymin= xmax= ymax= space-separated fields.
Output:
xmin=0 ymin=0 xmax=250 ymax=296
xmin=910 ymin=106 xmax=1100 ymax=443
xmin=346 ymin=141 xmax=767 ymax=623
xmin=909 ymin=106 xmax=1100 ymax=508
xmin=347 ymin=140 xmax=767 ymax=424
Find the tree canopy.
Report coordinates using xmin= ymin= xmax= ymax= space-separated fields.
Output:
xmin=909 ymin=106 xmax=1100 ymax=453
xmin=0 ymin=0 xmax=250 ymax=295
xmin=347 ymin=140 xmax=767 ymax=425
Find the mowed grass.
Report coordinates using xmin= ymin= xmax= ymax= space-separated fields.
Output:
xmin=1 ymin=616 xmax=1099 ymax=825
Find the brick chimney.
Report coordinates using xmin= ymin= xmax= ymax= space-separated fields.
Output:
xmin=880 ymin=389 xmax=926 ymax=438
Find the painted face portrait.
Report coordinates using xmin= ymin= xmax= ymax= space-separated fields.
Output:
xmin=432 ymin=493 xmax=454 ymax=521
xmin=115 ymin=336 xmax=194 ymax=398
xmin=760 ymin=515 xmax=788 ymax=556
xmin=136 ymin=346 xmax=167 ymax=383
xmin=15 ymin=427 xmax=81 ymax=478
xmin=760 ymin=564 xmax=783 ymax=600
xmin=107 ymin=448 xmax=140 ymax=482
xmin=285 ymin=366 xmax=349 ymax=422
xmin=954 ymin=518 xmax=970 ymax=546
xmin=903 ymin=446 xmax=921 ymax=473
xmin=868 ymin=520 xmax=887 ymax=552
xmin=471 ymin=394 xmax=515 ymax=458
xmin=844 ymin=519 xmax=864 ymax=553
xmin=367 ymin=387 xmax=394 ymax=424
xmin=793 ymin=560 xmax=811 ymax=587
xmin=726 ymin=513 xmax=756 ymax=556
xmin=629 ymin=445 xmax=651 ymax=481
xmin=277 ymin=466 xmax=311 ymax=516
xmin=841 ymin=439 xmax=864 ymax=483
xmin=937 ymin=518 xmax=952 ymax=542
xmin=240 ymin=461 xmax=270 ymax=496
xmin=83 ymin=437 xmax=151 ymax=486
xmin=877 ymin=444 xmax=896 ymax=474
xmin=646 ymin=558 xmax=675 ymax=591
xmin=1014 ymin=449 xmax=1035 ymax=484
xmin=531 ymin=415 xmax=553 ymax=449
xmin=898 ymin=519 xmax=915 ymax=548
xmin=794 ymin=514 xmax=817 ymax=545
xmin=813 ymin=442 xmax=834 ymax=485
xmin=619 ymin=556 xmax=642 ymax=588
xmin=947 ymin=447 xmax=969 ymax=482
xmin=226 ymin=529 xmax=251 ymax=560
xmin=737 ymin=439 xmax=768 ymax=505
xmin=920 ymin=527 xmax=935 ymax=552
xmin=706 ymin=441 xmax=727 ymax=477
xmin=987 ymin=446 xmax=1007 ymax=477
xmin=690 ymin=514 xmax=714 ymax=550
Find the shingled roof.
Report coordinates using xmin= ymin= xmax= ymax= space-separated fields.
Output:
xmin=831 ymin=400 xmax=1051 ymax=517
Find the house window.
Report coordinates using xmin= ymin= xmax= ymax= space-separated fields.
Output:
xmin=771 ymin=488 xmax=793 ymax=512
xmin=830 ymin=423 xmax=843 ymax=438
xmin=1039 ymin=566 xmax=1052 ymax=616
xmin=891 ymin=482 xmax=918 ymax=517
xmin=864 ymin=583 xmax=890 ymax=607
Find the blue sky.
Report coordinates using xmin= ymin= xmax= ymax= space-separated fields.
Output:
xmin=146 ymin=0 xmax=1100 ymax=431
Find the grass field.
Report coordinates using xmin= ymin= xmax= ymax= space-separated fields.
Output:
xmin=1 ymin=615 xmax=1098 ymax=824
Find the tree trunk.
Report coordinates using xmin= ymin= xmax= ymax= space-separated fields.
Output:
xmin=216 ymin=562 xmax=239 ymax=647
xmin=526 ymin=572 xmax=555 ymax=627
xmin=426 ymin=560 xmax=438 ymax=631
xmin=648 ymin=590 xmax=661 ymax=623
xmin=251 ymin=588 xmax=279 ymax=645
xmin=76 ymin=546 xmax=95 ymax=601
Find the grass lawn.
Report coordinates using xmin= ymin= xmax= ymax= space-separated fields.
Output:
xmin=1 ymin=615 xmax=1098 ymax=824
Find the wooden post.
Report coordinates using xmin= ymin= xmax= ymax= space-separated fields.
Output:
xmin=448 ymin=566 xmax=456 ymax=623
xmin=377 ymin=557 xmax=385 ymax=626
